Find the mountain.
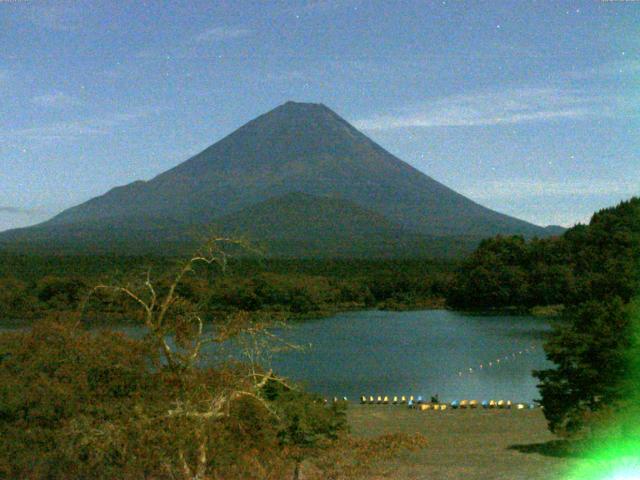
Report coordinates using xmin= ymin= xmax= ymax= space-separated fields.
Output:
xmin=0 ymin=101 xmax=554 ymax=257
xmin=214 ymin=192 xmax=480 ymax=258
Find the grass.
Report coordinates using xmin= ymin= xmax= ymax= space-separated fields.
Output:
xmin=347 ymin=404 xmax=591 ymax=479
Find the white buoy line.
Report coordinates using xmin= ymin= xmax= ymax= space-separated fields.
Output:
xmin=322 ymin=343 xmax=543 ymax=411
xmin=456 ymin=344 xmax=538 ymax=378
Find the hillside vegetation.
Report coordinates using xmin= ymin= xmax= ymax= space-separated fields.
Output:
xmin=449 ymin=197 xmax=640 ymax=437
xmin=0 ymin=257 xmax=454 ymax=323
xmin=447 ymin=197 xmax=640 ymax=311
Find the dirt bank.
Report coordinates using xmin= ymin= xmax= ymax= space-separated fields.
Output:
xmin=347 ymin=404 xmax=589 ymax=480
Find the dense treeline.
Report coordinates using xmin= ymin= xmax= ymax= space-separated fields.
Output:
xmin=449 ymin=197 xmax=640 ymax=436
xmin=0 ymin=255 xmax=453 ymax=281
xmin=448 ymin=198 xmax=640 ymax=311
xmin=535 ymin=198 xmax=640 ymax=436
xmin=0 ymin=257 xmax=454 ymax=321
xmin=447 ymin=235 xmax=573 ymax=309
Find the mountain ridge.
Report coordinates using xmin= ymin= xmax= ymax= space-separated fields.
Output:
xmin=0 ymin=101 xmax=560 ymax=257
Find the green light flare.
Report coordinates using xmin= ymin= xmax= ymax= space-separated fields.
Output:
xmin=564 ymin=439 xmax=640 ymax=480
xmin=563 ymin=300 xmax=640 ymax=480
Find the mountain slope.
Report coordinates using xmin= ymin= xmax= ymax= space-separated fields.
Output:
xmin=0 ymin=101 xmax=553 ymax=256
xmin=214 ymin=192 xmax=481 ymax=258
xmin=217 ymin=191 xmax=402 ymax=240
xmin=0 ymin=193 xmax=481 ymax=258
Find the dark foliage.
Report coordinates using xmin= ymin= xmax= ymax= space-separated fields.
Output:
xmin=0 ymin=320 xmax=353 ymax=478
xmin=534 ymin=299 xmax=633 ymax=435
xmin=448 ymin=198 xmax=640 ymax=310
xmin=451 ymin=197 xmax=640 ymax=436
xmin=0 ymin=257 xmax=454 ymax=321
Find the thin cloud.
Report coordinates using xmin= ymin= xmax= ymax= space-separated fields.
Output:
xmin=31 ymin=92 xmax=82 ymax=108
xmin=0 ymin=69 xmax=11 ymax=92
xmin=567 ymin=59 xmax=640 ymax=80
xmin=265 ymin=70 xmax=310 ymax=82
xmin=298 ymin=0 xmax=355 ymax=13
xmin=0 ymin=206 xmax=50 ymax=215
xmin=194 ymin=26 xmax=252 ymax=43
xmin=461 ymin=179 xmax=640 ymax=201
xmin=354 ymin=87 xmax=619 ymax=130
xmin=2 ymin=107 xmax=159 ymax=143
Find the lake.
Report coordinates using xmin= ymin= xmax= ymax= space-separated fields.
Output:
xmin=1 ymin=309 xmax=553 ymax=403
xmin=261 ymin=310 xmax=553 ymax=403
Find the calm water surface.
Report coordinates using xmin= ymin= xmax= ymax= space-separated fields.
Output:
xmin=261 ymin=310 xmax=552 ymax=403
xmin=2 ymin=310 xmax=552 ymax=402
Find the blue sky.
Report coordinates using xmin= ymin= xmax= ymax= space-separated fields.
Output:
xmin=1 ymin=0 xmax=638 ymax=232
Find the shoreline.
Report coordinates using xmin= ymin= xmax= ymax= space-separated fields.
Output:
xmin=0 ymin=298 xmax=562 ymax=327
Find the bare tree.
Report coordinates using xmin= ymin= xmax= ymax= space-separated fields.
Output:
xmin=82 ymin=237 xmax=295 ymax=479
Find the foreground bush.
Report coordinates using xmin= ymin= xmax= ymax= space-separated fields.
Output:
xmin=0 ymin=320 xmax=327 ymax=478
xmin=0 ymin=320 xmax=426 ymax=479
xmin=1 ymin=239 xmax=429 ymax=478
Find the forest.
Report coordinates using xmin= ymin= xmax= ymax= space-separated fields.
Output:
xmin=447 ymin=197 xmax=640 ymax=311
xmin=1 ymin=198 xmax=638 ymax=477
xmin=0 ymin=256 xmax=454 ymax=323
xmin=448 ymin=197 xmax=640 ymax=437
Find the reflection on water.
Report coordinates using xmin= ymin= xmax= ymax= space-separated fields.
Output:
xmin=226 ymin=309 xmax=552 ymax=402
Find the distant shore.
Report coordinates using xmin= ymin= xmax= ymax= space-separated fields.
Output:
xmin=0 ymin=298 xmax=563 ymax=328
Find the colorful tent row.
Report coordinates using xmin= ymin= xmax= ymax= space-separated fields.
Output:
xmin=451 ymin=400 xmax=536 ymax=409
xmin=415 ymin=403 xmax=447 ymax=411
xmin=357 ymin=396 xmax=537 ymax=410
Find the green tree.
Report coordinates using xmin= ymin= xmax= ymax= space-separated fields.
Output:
xmin=534 ymin=298 xmax=632 ymax=435
xmin=36 ymin=275 xmax=88 ymax=309
xmin=448 ymin=235 xmax=531 ymax=309
xmin=263 ymin=381 xmax=347 ymax=480
xmin=0 ymin=277 xmax=31 ymax=318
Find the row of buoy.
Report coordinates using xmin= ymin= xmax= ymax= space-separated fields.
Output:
xmin=356 ymin=396 xmax=537 ymax=410
xmin=457 ymin=345 xmax=538 ymax=378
